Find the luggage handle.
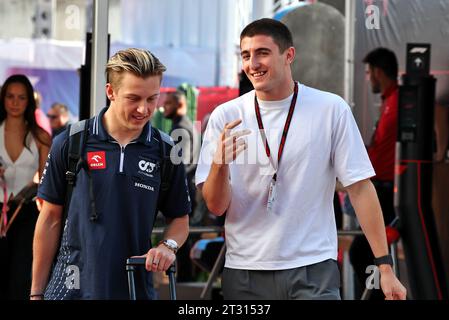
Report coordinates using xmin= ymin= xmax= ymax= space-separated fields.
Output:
xmin=126 ymin=257 xmax=177 ymax=300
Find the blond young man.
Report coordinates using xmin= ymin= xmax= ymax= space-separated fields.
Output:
xmin=31 ymin=48 xmax=190 ymax=300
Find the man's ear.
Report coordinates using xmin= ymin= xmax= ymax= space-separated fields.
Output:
xmin=285 ymin=47 xmax=296 ymax=65
xmin=106 ymin=83 xmax=115 ymax=101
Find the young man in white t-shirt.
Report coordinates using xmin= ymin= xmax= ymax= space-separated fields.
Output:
xmin=195 ymin=18 xmax=406 ymax=300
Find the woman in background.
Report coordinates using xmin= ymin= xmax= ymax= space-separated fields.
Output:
xmin=0 ymin=74 xmax=51 ymax=299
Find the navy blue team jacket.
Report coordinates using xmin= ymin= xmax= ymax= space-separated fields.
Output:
xmin=38 ymin=107 xmax=191 ymax=299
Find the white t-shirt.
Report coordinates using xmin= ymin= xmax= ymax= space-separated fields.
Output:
xmin=0 ymin=123 xmax=39 ymax=199
xmin=196 ymin=83 xmax=375 ymax=270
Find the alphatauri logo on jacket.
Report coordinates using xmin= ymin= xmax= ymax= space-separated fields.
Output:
xmin=138 ymin=160 xmax=156 ymax=173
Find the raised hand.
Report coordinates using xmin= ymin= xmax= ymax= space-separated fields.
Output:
xmin=213 ymin=119 xmax=251 ymax=165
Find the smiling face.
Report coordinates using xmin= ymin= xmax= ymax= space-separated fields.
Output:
xmin=106 ymin=72 xmax=161 ymax=133
xmin=240 ymin=34 xmax=295 ymax=101
xmin=4 ymin=82 xmax=28 ymax=119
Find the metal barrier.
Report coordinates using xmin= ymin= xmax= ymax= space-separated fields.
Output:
xmin=152 ymin=226 xmax=223 ymax=236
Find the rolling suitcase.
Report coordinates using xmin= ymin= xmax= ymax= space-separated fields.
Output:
xmin=126 ymin=257 xmax=177 ymax=300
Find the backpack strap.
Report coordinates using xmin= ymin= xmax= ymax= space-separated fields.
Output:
xmin=153 ymin=128 xmax=175 ymax=209
xmin=60 ymin=120 xmax=89 ymax=243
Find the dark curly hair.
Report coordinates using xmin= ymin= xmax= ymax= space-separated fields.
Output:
xmin=0 ymin=74 xmax=50 ymax=150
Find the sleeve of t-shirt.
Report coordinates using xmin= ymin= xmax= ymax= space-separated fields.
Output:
xmin=159 ymin=162 xmax=191 ymax=219
xmin=332 ymin=100 xmax=376 ymax=187
xmin=195 ymin=110 xmax=223 ymax=186
xmin=37 ymin=130 xmax=69 ymax=205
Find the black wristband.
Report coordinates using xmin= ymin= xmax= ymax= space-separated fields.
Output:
xmin=373 ymin=254 xmax=393 ymax=266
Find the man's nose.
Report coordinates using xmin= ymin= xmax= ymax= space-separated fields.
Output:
xmin=250 ymin=56 xmax=260 ymax=70
xmin=137 ymin=103 xmax=149 ymax=114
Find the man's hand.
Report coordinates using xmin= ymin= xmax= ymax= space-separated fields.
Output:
xmin=379 ymin=265 xmax=407 ymax=300
xmin=213 ymin=119 xmax=250 ymax=165
xmin=202 ymin=120 xmax=250 ymax=215
xmin=434 ymin=149 xmax=446 ymax=162
xmin=133 ymin=245 xmax=176 ymax=273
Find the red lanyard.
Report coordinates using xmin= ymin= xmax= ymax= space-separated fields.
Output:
xmin=254 ymin=82 xmax=299 ymax=181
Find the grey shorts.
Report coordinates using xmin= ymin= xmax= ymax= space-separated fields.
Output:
xmin=222 ymin=259 xmax=341 ymax=300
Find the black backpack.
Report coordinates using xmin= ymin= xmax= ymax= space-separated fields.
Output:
xmin=59 ymin=119 xmax=174 ymax=242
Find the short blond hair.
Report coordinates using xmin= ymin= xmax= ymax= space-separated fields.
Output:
xmin=105 ymin=48 xmax=166 ymax=89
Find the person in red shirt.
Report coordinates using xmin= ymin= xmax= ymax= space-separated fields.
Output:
xmin=366 ymin=51 xmax=398 ymax=185
xmin=350 ymin=47 xmax=399 ymax=299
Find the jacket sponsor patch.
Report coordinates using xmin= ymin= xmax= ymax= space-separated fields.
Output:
xmin=87 ymin=151 xmax=106 ymax=170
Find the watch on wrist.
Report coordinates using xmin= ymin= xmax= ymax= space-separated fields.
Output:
xmin=159 ymin=239 xmax=178 ymax=254
xmin=373 ymin=254 xmax=393 ymax=266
